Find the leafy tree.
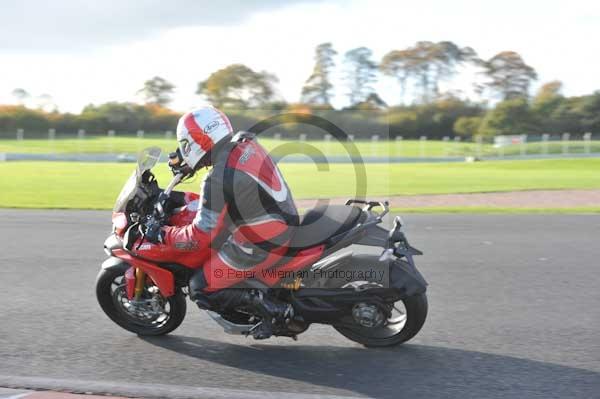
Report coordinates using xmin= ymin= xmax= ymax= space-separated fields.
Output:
xmin=479 ymin=98 xmax=537 ymax=137
xmin=79 ymin=102 xmax=178 ymax=133
xmin=301 ymin=43 xmax=337 ymax=105
xmin=137 ymin=76 xmax=175 ymax=106
xmin=454 ymin=116 xmax=483 ymax=137
xmin=344 ymin=47 xmax=378 ymax=106
xmin=0 ymin=105 xmax=49 ymax=135
xmin=11 ymin=88 xmax=30 ymax=105
xmin=388 ymin=97 xmax=482 ymax=139
xmin=197 ymin=64 xmax=278 ymax=108
xmin=531 ymin=81 xmax=564 ymax=132
xmin=353 ymin=93 xmax=387 ymax=110
xmin=381 ymin=41 xmax=478 ymax=104
xmin=579 ymin=91 xmax=600 ymax=133
xmin=481 ymin=51 xmax=537 ymax=100
xmin=381 ymin=49 xmax=411 ymax=104
xmin=534 ymin=81 xmax=562 ymax=103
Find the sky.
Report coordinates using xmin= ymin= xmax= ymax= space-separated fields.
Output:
xmin=1 ymin=0 xmax=599 ymax=113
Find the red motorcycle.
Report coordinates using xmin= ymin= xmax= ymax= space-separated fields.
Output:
xmin=96 ymin=147 xmax=428 ymax=347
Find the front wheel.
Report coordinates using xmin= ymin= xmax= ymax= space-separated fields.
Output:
xmin=96 ymin=266 xmax=186 ymax=336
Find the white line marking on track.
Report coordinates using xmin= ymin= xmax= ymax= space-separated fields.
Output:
xmin=0 ymin=375 xmax=367 ymax=399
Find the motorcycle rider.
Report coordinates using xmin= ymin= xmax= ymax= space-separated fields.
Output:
xmin=135 ymin=106 xmax=299 ymax=338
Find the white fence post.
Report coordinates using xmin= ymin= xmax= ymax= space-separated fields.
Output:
xmin=419 ymin=136 xmax=427 ymax=158
xmin=77 ymin=129 xmax=85 ymax=153
xmin=395 ymin=136 xmax=403 ymax=157
xmin=453 ymin=136 xmax=461 ymax=157
xmin=16 ymin=128 xmax=24 ymax=141
xmin=442 ymin=136 xmax=449 ymax=157
xmin=137 ymin=130 xmax=144 ymax=139
xmin=520 ymin=134 xmax=527 ymax=156
xmin=165 ymin=130 xmax=173 ymax=140
xmin=273 ymin=133 xmax=282 ymax=141
xmin=371 ymin=134 xmax=379 ymax=156
xmin=495 ymin=135 xmax=504 ymax=158
xmin=107 ymin=130 xmax=115 ymax=154
xmin=324 ymin=134 xmax=332 ymax=158
xmin=48 ymin=129 xmax=56 ymax=153
xmin=562 ymin=132 xmax=570 ymax=154
xmin=583 ymin=132 xmax=592 ymax=154
xmin=476 ymin=135 xmax=483 ymax=158
xmin=299 ymin=133 xmax=307 ymax=142
xmin=541 ymin=133 xmax=549 ymax=155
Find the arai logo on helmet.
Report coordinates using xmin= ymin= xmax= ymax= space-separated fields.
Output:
xmin=179 ymin=139 xmax=192 ymax=156
xmin=205 ymin=120 xmax=220 ymax=133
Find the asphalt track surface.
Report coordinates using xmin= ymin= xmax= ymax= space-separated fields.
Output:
xmin=0 ymin=210 xmax=599 ymax=398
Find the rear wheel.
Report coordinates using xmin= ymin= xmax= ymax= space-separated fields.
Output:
xmin=328 ymin=259 xmax=428 ymax=347
xmin=96 ymin=267 xmax=186 ymax=336
xmin=334 ymin=291 xmax=427 ymax=347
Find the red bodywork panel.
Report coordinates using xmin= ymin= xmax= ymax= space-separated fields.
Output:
xmin=115 ymin=244 xmax=326 ymax=298
xmin=113 ymin=249 xmax=175 ymax=298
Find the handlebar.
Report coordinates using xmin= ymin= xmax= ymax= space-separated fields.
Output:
xmin=142 ymin=172 xmax=185 ymax=244
xmin=154 ymin=172 xmax=184 ymax=217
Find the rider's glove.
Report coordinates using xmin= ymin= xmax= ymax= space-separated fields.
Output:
xmin=168 ymin=149 xmax=193 ymax=177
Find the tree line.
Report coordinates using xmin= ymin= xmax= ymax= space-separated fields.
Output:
xmin=2 ymin=41 xmax=599 ymax=140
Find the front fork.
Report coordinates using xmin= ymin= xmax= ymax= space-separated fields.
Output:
xmin=134 ymin=268 xmax=146 ymax=300
xmin=124 ymin=267 xmax=146 ymax=301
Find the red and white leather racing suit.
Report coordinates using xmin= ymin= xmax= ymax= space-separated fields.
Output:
xmin=134 ymin=132 xmax=299 ymax=293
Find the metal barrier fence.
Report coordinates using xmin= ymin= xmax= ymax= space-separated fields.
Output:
xmin=1 ymin=129 xmax=600 ymax=161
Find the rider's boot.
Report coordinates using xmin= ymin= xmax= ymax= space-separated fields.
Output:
xmin=188 ymin=270 xmax=291 ymax=339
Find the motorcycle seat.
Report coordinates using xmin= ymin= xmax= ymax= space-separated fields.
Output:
xmin=289 ymin=205 xmax=365 ymax=249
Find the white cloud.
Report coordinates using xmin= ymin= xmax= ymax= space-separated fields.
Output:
xmin=0 ymin=0 xmax=325 ymax=51
xmin=0 ymin=0 xmax=599 ymax=113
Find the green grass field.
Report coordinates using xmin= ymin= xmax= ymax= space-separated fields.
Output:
xmin=1 ymin=158 xmax=599 ymax=210
xmin=2 ymin=136 xmax=600 ymax=158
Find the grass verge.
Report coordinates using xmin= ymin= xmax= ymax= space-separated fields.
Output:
xmin=0 ymin=158 xmax=598 ymax=210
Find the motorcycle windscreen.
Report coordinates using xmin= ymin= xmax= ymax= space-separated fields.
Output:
xmin=113 ymin=171 xmax=138 ymax=212
xmin=136 ymin=146 xmax=161 ymax=174
xmin=113 ymin=147 xmax=162 ymax=212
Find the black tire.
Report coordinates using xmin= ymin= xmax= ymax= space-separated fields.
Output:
xmin=96 ymin=267 xmax=186 ymax=336
xmin=328 ymin=258 xmax=428 ymax=347
xmin=334 ymin=292 xmax=428 ymax=347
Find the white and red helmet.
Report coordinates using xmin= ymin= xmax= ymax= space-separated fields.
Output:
xmin=176 ymin=106 xmax=233 ymax=169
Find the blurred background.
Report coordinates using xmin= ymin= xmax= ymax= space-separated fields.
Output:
xmin=1 ymin=0 xmax=599 ymax=211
